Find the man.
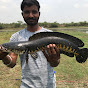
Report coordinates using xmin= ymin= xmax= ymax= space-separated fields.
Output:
xmin=0 ymin=0 xmax=60 ymax=88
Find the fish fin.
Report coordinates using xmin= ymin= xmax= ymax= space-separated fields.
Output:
xmin=60 ymin=50 xmax=74 ymax=57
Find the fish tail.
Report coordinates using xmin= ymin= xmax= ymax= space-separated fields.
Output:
xmin=76 ymin=48 xmax=88 ymax=63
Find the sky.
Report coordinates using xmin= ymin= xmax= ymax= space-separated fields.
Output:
xmin=0 ymin=0 xmax=88 ymax=23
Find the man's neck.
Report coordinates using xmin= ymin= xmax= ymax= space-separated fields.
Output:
xmin=27 ymin=24 xmax=41 ymax=32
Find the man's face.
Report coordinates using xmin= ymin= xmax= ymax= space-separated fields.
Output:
xmin=22 ymin=5 xmax=40 ymax=26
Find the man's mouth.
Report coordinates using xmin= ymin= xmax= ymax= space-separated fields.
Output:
xmin=28 ymin=19 xmax=35 ymax=22
xmin=27 ymin=18 xmax=36 ymax=21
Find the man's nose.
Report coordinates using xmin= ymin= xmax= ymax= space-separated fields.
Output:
xmin=28 ymin=12 xmax=33 ymax=17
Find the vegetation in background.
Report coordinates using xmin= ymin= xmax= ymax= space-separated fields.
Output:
xmin=0 ymin=21 xmax=88 ymax=29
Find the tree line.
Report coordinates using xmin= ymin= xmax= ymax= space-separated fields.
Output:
xmin=0 ymin=21 xmax=88 ymax=29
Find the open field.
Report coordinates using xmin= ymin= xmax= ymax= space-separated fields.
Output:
xmin=0 ymin=27 xmax=88 ymax=88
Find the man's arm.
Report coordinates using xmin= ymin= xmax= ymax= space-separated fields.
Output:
xmin=43 ymin=44 xmax=60 ymax=67
xmin=0 ymin=51 xmax=18 ymax=68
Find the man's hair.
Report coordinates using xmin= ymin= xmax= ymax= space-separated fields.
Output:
xmin=21 ymin=0 xmax=40 ymax=11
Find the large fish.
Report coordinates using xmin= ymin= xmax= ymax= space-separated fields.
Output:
xmin=1 ymin=35 xmax=88 ymax=63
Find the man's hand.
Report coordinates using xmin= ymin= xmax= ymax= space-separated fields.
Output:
xmin=0 ymin=45 xmax=17 ymax=68
xmin=0 ymin=45 xmax=8 ymax=60
xmin=42 ymin=44 xmax=60 ymax=67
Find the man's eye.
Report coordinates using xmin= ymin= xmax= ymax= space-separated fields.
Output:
xmin=32 ymin=10 xmax=38 ymax=14
xmin=23 ymin=11 xmax=29 ymax=14
xmin=23 ymin=10 xmax=38 ymax=14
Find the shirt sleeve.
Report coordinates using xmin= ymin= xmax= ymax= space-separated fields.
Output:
xmin=10 ymin=32 xmax=19 ymax=42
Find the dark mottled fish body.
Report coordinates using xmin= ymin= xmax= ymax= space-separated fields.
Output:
xmin=2 ymin=37 xmax=88 ymax=63
xmin=2 ymin=37 xmax=77 ymax=53
xmin=29 ymin=32 xmax=84 ymax=47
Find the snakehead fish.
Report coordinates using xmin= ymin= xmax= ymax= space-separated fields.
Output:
xmin=1 ymin=36 xmax=88 ymax=63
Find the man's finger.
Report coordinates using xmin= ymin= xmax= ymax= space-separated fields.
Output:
xmin=46 ymin=44 xmax=52 ymax=55
xmin=50 ymin=44 xmax=57 ymax=54
xmin=54 ymin=45 xmax=60 ymax=57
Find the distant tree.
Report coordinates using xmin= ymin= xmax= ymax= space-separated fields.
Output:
xmin=78 ymin=21 xmax=88 ymax=26
xmin=49 ymin=22 xmax=59 ymax=28
xmin=0 ymin=23 xmax=5 ymax=29
xmin=17 ymin=21 xmax=23 ymax=25
xmin=14 ymin=23 xmax=21 ymax=28
xmin=39 ymin=21 xmax=49 ymax=27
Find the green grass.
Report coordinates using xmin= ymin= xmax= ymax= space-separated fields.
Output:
xmin=54 ymin=29 xmax=88 ymax=88
xmin=0 ymin=28 xmax=88 ymax=88
xmin=0 ymin=31 xmax=21 ymax=88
